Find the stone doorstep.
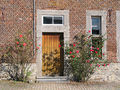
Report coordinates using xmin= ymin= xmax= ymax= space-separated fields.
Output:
xmin=36 ymin=76 xmax=68 ymax=82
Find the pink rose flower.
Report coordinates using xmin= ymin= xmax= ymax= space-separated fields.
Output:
xmin=69 ymin=51 xmax=72 ymax=54
xmin=90 ymin=64 xmax=92 ymax=66
xmin=97 ymin=48 xmax=99 ymax=50
xmin=59 ymin=45 xmax=61 ymax=47
xmin=86 ymin=60 xmax=90 ymax=63
xmin=76 ymin=50 xmax=79 ymax=53
xmin=37 ymin=47 xmax=40 ymax=49
xmin=95 ymin=51 xmax=98 ymax=54
xmin=103 ymin=64 xmax=106 ymax=66
xmin=19 ymin=35 xmax=23 ymax=38
xmin=98 ymin=65 xmax=100 ymax=67
xmin=89 ymin=30 xmax=91 ymax=33
xmin=23 ymin=43 xmax=27 ymax=46
xmin=98 ymin=55 xmax=101 ymax=57
xmin=90 ymin=49 xmax=94 ymax=51
xmin=16 ymin=42 xmax=19 ymax=45
xmin=73 ymin=44 xmax=76 ymax=47
xmin=97 ymin=64 xmax=100 ymax=67
xmin=72 ymin=55 xmax=75 ymax=58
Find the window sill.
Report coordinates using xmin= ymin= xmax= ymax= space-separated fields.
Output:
xmin=92 ymin=35 xmax=102 ymax=37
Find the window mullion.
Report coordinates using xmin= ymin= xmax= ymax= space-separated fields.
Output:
xmin=52 ymin=16 xmax=54 ymax=24
xmin=62 ymin=16 xmax=64 ymax=24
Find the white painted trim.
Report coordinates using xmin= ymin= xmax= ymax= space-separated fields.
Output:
xmin=36 ymin=10 xmax=70 ymax=77
xmin=116 ymin=11 xmax=120 ymax=61
xmin=86 ymin=10 xmax=107 ymax=59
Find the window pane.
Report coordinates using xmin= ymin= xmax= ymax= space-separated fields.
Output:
xmin=92 ymin=17 xmax=101 ymax=35
xmin=92 ymin=37 xmax=102 ymax=48
xmin=43 ymin=17 xmax=52 ymax=24
xmin=92 ymin=37 xmax=102 ymax=58
xmin=54 ymin=17 xmax=63 ymax=24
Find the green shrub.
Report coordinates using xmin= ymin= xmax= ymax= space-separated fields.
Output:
xmin=63 ymin=32 xmax=109 ymax=82
xmin=1 ymin=31 xmax=36 ymax=82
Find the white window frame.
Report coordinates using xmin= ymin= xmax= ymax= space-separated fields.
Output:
xmin=42 ymin=15 xmax=64 ymax=26
xmin=86 ymin=10 xmax=107 ymax=59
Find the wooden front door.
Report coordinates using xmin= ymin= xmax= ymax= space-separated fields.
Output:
xmin=42 ymin=33 xmax=64 ymax=76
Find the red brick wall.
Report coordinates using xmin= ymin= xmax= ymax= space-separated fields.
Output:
xmin=0 ymin=0 xmax=33 ymax=45
xmin=37 ymin=0 xmax=119 ymax=62
xmin=0 ymin=0 xmax=34 ymax=61
xmin=0 ymin=0 xmax=120 ymax=62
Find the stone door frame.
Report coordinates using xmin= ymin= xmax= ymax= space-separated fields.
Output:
xmin=36 ymin=10 xmax=70 ymax=77
xmin=116 ymin=11 xmax=120 ymax=61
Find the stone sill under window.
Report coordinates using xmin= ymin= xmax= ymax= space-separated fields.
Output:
xmin=92 ymin=35 xmax=102 ymax=37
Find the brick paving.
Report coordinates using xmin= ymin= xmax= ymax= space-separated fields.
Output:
xmin=0 ymin=80 xmax=120 ymax=90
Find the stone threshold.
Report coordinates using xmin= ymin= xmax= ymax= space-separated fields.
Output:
xmin=36 ymin=76 xmax=68 ymax=82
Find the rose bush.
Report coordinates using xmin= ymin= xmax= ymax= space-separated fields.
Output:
xmin=1 ymin=31 xmax=38 ymax=82
xmin=61 ymin=31 xmax=109 ymax=82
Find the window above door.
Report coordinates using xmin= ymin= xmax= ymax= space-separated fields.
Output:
xmin=42 ymin=15 xmax=64 ymax=25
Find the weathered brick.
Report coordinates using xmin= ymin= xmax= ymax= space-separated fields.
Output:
xmin=0 ymin=0 xmax=120 ymax=62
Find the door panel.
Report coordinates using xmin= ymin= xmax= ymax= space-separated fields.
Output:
xmin=42 ymin=33 xmax=64 ymax=76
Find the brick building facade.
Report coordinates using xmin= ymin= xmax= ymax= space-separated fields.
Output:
xmin=1 ymin=0 xmax=120 ymax=81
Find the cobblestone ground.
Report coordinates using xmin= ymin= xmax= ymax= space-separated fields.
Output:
xmin=0 ymin=80 xmax=120 ymax=90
